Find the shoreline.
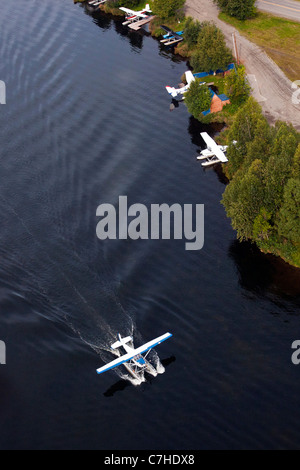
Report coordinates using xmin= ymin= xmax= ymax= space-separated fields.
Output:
xmin=85 ymin=1 xmax=300 ymax=129
xmin=184 ymin=0 xmax=300 ymax=132
xmin=78 ymin=1 xmax=300 ymax=270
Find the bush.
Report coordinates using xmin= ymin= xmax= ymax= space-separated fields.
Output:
xmin=153 ymin=0 xmax=185 ymax=20
xmin=107 ymin=0 xmax=141 ymax=7
xmin=184 ymin=80 xmax=212 ymax=120
xmin=223 ymin=66 xmax=251 ymax=105
xmin=184 ymin=17 xmax=203 ymax=48
xmin=191 ymin=22 xmax=233 ymax=73
xmin=214 ymin=0 xmax=256 ymax=20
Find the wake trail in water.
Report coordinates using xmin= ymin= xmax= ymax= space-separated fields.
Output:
xmin=0 ymin=0 xmax=172 ymax=384
xmin=0 ymin=193 xmax=165 ymax=385
xmin=0 ymin=194 xmax=135 ymax=363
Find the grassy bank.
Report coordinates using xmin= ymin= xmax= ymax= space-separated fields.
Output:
xmin=219 ymin=11 xmax=300 ymax=82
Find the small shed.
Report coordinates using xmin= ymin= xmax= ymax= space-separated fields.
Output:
xmin=210 ymin=92 xmax=231 ymax=113
xmin=202 ymin=89 xmax=231 ymax=116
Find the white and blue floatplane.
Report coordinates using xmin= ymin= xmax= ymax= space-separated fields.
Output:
xmin=160 ymin=26 xmax=184 ymax=47
xmin=97 ymin=332 xmax=172 ymax=382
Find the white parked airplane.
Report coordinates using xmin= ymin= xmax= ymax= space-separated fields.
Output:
xmin=97 ymin=332 xmax=173 ymax=383
xmin=197 ymin=132 xmax=228 ymax=167
xmin=166 ymin=71 xmax=200 ymax=99
xmin=120 ymin=4 xmax=152 ymax=25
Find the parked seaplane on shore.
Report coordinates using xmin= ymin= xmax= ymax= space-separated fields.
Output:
xmin=120 ymin=4 xmax=153 ymax=27
xmin=197 ymin=132 xmax=229 ymax=167
xmin=166 ymin=71 xmax=196 ymax=99
xmin=97 ymin=332 xmax=173 ymax=383
xmin=160 ymin=26 xmax=184 ymax=47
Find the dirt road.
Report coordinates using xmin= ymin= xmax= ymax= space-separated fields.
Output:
xmin=185 ymin=0 xmax=300 ymax=130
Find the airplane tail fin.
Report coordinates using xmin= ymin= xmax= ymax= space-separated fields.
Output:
xmin=145 ymin=4 xmax=151 ymax=11
xmin=111 ymin=335 xmax=132 ymax=350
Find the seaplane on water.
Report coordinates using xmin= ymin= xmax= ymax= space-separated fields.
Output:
xmin=120 ymin=4 xmax=152 ymax=27
xmin=197 ymin=132 xmax=228 ymax=167
xmin=97 ymin=332 xmax=173 ymax=383
xmin=166 ymin=71 xmax=196 ymax=99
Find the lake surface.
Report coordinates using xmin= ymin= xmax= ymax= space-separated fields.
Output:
xmin=0 ymin=0 xmax=300 ymax=450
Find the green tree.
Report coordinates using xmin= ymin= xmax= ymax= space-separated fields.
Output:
xmin=222 ymin=159 xmax=265 ymax=240
xmin=252 ymin=208 xmax=272 ymax=242
xmin=184 ymin=80 xmax=212 ymax=120
xmin=292 ymin=144 xmax=300 ymax=179
xmin=214 ymin=0 xmax=256 ymax=20
xmin=225 ymin=97 xmax=264 ymax=178
xmin=244 ymin=116 xmax=273 ymax=167
xmin=221 ymin=96 xmax=300 ymax=267
xmin=184 ymin=17 xmax=203 ymax=48
xmin=108 ymin=0 xmax=141 ymax=7
xmin=153 ymin=0 xmax=185 ymax=19
xmin=264 ymin=123 xmax=299 ymax=215
xmin=191 ymin=23 xmax=233 ymax=73
xmin=223 ymin=66 xmax=251 ymax=105
xmin=277 ymin=178 xmax=300 ymax=245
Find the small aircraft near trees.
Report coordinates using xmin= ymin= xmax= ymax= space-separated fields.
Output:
xmin=120 ymin=4 xmax=153 ymax=27
xmin=160 ymin=26 xmax=184 ymax=47
xmin=197 ymin=132 xmax=229 ymax=167
xmin=166 ymin=71 xmax=196 ymax=99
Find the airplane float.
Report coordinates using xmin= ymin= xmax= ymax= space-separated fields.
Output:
xmin=97 ymin=332 xmax=173 ymax=383
xmin=197 ymin=132 xmax=229 ymax=167
xmin=166 ymin=71 xmax=197 ymax=99
xmin=120 ymin=4 xmax=153 ymax=27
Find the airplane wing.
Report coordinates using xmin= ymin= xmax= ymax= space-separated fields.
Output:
xmin=96 ymin=333 xmax=172 ymax=375
xmin=201 ymin=132 xmax=216 ymax=149
xmin=132 ymin=333 xmax=173 ymax=357
xmin=119 ymin=7 xmax=135 ymax=15
xmin=200 ymin=132 xmax=228 ymax=163
xmin=160 ymin=25 xmax=173 ymax=34
xmin=173 ymin=31 xmax=184 ymax=40
xmin=97 ymin=351 xmax=135 ymax=375
xmin=185 ymin=71 xmax=195 ymax=86
xmin=213 ymin=147 xmax=228 ymax=163
xmin=120 ymin=7 xmax=148 ymax=18
xmin=161 ymin=26 xmax=183 ymax=37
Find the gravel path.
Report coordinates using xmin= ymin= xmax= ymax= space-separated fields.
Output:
xmin=185 ymin=0 xmax=300 ymax=130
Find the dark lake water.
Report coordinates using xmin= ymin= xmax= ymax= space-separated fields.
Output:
xmin=0 ymin=0 xmax=300 ymax=450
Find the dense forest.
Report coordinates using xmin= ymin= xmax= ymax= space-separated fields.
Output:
xmin=221 ymin=97 xmax=300 ymax=267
